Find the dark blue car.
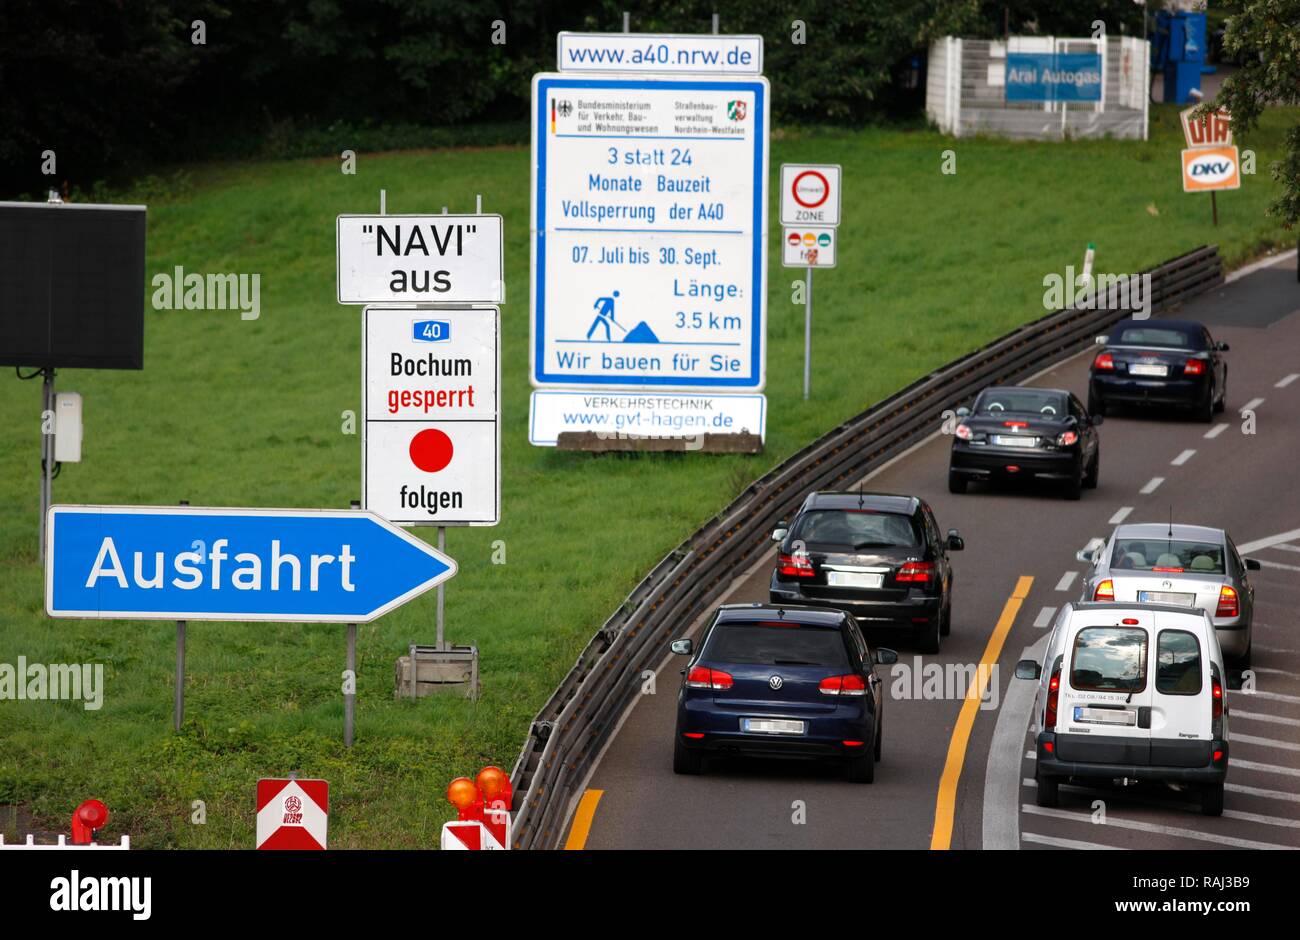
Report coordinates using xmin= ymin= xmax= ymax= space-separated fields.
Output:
xmin=1088 ymin=318 xmax=1229 ymax=422
xmin=671 ymin=604 xmax=897 ymax=783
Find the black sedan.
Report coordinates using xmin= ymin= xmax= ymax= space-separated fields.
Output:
xmin=768 ymin=491 xmax=962 ymax=654
xmin=948 ymin=386 xmax=1102 ymax=500
xmin=1088 ymin=318 xmax=1228 ymax=422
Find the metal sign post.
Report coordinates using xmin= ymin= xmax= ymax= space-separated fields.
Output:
xmin=37 ymin=369 xmax=54 ymax=564
xmin=804 ymin=267 xmax=813 ymax=400
xmin=345 ymin=499 xmax=359 ymax=748
xmin=175 ymin=498 xmax=188 ymax=732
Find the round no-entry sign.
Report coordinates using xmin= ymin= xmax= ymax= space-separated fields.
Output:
xmin=779 ymin=163 xmax=841 ymax=226
xmin=791 ymin=170 xmax=829 ymax=208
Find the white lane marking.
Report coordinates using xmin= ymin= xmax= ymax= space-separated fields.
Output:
xmin=1139 ymin=476 xmax=1164 ymax=494
xmin=1234 ymin=733 xmax=1300 ymax=753
xmin=1246 ymin=666 xmax=1292 ymax=676
xmin=1257 ymin=558 xmax=1300 ymax=573
xmin=1228 ymin=782 xmax=1300 ymax=803
xmin=1225 ymin=248 xmax=1297 ymax=282
xmin=1277 ymin=373 xmax=1300 ymax=389
xmin=1022 ymin=832 xmax=1125 ymax=850
xmin=1034 ymin=606 xmax=1057 ymax=628
xmin=1223 ymin=809 xmax=1300 ymax=830
xmin=1242 ymin=689 xmax=1300 ymax=705
xmin=982 ymin=633 xmax=1048 ymax=850
xmin=1252 ymin=643 xmax=1300 ymax=655
xmin=1171 ymin=449 xmax=1196 ymax=466
xmin=1054 ymin=571 xmax=1077 ymax=592
xmin=1270 ymin=543 xmax=1300 ymax=554
xmin=1204 ymin=422 xmax=1229 ymax=439
xmin=1021 ymin=804 xmax=1292 ymax=850
xmin=1232 ymin=758 xmax=1300 ymax=778
xmin=1108 ymin=506 xmax=1133 ymax=524
xmin=1239 ymin=528 xmax=1300 ymax=554
xmin=1241 ymin=397 xmax=1265 ymax=413
xmin=1233 ymin=710 xmax=1300 ymax=728
xmin=1025 ymin=750 xmax=1036 ymax=759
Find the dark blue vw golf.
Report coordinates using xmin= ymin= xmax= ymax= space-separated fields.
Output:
xmin=671 ymin=604 xmax=897 ymax=783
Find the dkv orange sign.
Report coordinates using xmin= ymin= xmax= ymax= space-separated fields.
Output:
xmin=1181 ymin=146 xmax=1240 ymax=193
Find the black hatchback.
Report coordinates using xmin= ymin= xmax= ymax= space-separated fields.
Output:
xmin=768 ymin=492 xmax=963 ymax=653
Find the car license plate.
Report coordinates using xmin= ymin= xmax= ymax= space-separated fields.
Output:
xmin=827 ymin=571 xmax=883 ymax=588
xmin=992 ymin=434 xmax=1037 ymax=448
xmin=1074 ymin=706 xmax=1137 ymax=726
xmin=742 ymin=718 xmax=805 ymax=735
xmin=1130 ymin=363 xmax=1168 ymax=377
xmin=1139 ymin=590 xmax=1195 ymax=606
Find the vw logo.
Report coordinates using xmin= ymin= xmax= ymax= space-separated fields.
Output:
xmin=1162 ymin=580 xmax=1173 ymax=589
xmin=768 ymin=675 xmax=784 ymax=690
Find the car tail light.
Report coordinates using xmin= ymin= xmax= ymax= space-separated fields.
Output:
xmin=820 ymin=674 xmax=867 ymax=696
xmin=1003 ymin=421 xmax=1028 ymax=429
xmin=842 ymin=740 xmax=865 ymax=747
xmin=954 ymin=423 xmax=973 ymax=441
xmin=777 ymin=553 xmax=814 ymax=578
xmin=1121 ymin=618 xmax=1140 ymax=625
xmin=682 ymin=732 xmax=705 ymax=740
xmin=686 ymin=666 xmax=733 ymax=691
xmin=1184 ymin=358 xmax=1206 ymax=375
xmin=1043 ymin=740 xmax=1054 ymax=754
xmin=1094 ymin=352 xmax=1115 ymax=371
xmin=1216 ymin=585 xmax=1239 ymax=618
xmin=1056 ymin=430 xmax=1079 ymax=446
xmin=1093 ymin=579 xmax=1114 ymax=601
xmin=1211 ymin=675 xmax=1224 ymax=720
xmin=897 ymin=561 xmax=935 ymax=583
xmin=1045 ymin=664 xmax=1061 ymax=731
xmin=1153 ymin=566 xmax=1184 ymax=572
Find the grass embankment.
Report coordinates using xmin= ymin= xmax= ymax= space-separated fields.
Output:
xmin=1 ymin=104 xmax=1294 ymax=846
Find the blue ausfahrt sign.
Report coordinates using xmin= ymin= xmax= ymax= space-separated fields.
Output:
xmin=45 ymin=505 xmax=456 ymax=623
xmin=1005 ymin=52 xmax=1102 ymax=103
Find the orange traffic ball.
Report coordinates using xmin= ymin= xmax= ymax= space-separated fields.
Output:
xmin=476 ymin=766 xmax=508 ymax=801
xmin=446 ymin=777 xmax=479 ymax=810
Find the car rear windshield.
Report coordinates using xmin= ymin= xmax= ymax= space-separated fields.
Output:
xmin=1112 ymin=539 xmax=1225 ymax=574
xmin=1071 ymin=626 xmax=1148 ymax=692
xmin=704 ymin=622 xmax=850 ymax=668
xmin=792 ymin=509 xmax=921 ymax=549
xmin=975 ymin=389 xmax=1066 ymax=416
xmin=1157 ymin=630 xmax=1202 ymax=695
xmin=1110 ymin=325 xmax=1201 ymax=349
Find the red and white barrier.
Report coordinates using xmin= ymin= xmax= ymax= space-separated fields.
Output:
xmin=440 ymin=766 xmax=512 ymax=850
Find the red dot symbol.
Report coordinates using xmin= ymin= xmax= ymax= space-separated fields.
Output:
xmin=409 ymin=428 xmax=454 ymax=473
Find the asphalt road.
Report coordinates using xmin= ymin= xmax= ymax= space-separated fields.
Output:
xmin=577 ymin=250 xmax=1300 ymax=850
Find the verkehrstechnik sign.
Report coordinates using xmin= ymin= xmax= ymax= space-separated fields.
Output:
xmin=530 ymin=74 xmax=769 ymax=390
xmin=1005 ymin=52 xmax=1102 ymax=103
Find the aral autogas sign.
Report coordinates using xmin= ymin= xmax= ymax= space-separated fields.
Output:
xmin=1005 ymin=52 xmax=1102 ymax=103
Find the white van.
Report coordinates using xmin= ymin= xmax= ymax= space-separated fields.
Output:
xmin=1015 ymin=602 xmax=1229 ymax=816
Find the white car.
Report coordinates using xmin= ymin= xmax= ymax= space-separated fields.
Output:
xmin=1016 ymin=602 xmax=1229 ymax=816
xmin=1076 ymin=523 xmax=1259 ymax=667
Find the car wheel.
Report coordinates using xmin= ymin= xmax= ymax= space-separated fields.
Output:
xmin=847 ymin=748 xmax=875 ymax=783
xmin=1214 ymin=385 xmax=1226 ymax=413
xmin=1197 ymin=385 xmax=1215 ymax=423
xmin=916 ymin=615 xmax=941 ymax=655
xmin=1230 ymin=638 xmax=1252 ymax=670
xmin=1200 ymin=782 xmax=1225 ymax=817
xmin=1063 ymin=471 xmax=1083 ymax=501
xmin=673 ymin=737 xmax=703 ymax=775
xmin=939 ymin=600 xmax=952 ymax=637
xmin=1035 ymin=766 xmax=1059 ymax=808
xmin=874 ymin=715 xmax=883 ymax=762
xmin=947 ymin=471 xmax=967 ymax=494
xmin=1087 ymin=390 xmax=1106 ymax=417
xmin=1083 ymin=451 xmax=1099 ymax=489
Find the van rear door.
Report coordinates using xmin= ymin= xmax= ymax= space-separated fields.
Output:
xmin=1149 ymin=614 xmax=1214 ymax=767
xmin=1055 ymin=617 xmax=1153 ymax=765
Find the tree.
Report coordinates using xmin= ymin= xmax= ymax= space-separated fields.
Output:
xmin=1212 ymin=0 xmax=1300 ymax=226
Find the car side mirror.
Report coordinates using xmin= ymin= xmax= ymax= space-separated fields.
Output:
xmin=1216 ymin=341 xmax=1230 ymax=352
xmin=946 ymin=529 xmax=964 ymax=551
xmin=1245 ymin=558 xmax=1261 ymax=571
xmin=771 ymin=524 xmax=789 ymax=542
xmin=1076 ymin=548 xmax=1095 ymax=564
xmin=873 ymin=648 xmax=898 ymax=666
xmin=1014 ymin=659 xmax=1041 ymax=680
xmin=1094 ymin=335 xmax=1108 ymax=346
xmin=1092 ymin=413 xmax=1104 ymax=425
xmin=955 ymin=406 xmax=970 ymax=418
xmin=670 ymin=638 xmax=693 ymax=655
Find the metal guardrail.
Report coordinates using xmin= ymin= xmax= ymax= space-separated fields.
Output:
xmin=508 ymin=245 xmax=1223 ymax=849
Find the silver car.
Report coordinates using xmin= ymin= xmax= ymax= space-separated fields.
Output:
xmin=1077 ymin=523 xmax=1260 ymax=667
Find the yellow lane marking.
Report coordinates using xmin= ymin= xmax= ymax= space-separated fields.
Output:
xmin=563 ymin=789 xmax=605 ymax=850
xmin=930 ymin=575 xmax=1033 ymax=850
